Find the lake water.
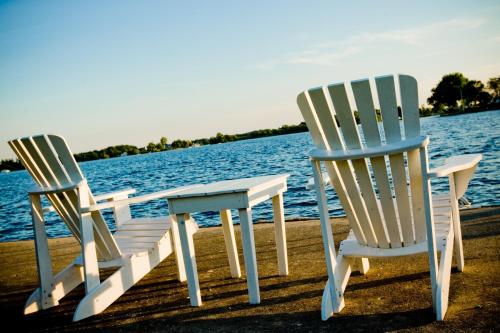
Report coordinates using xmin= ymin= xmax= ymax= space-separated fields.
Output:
xmin=1 ymin=110 xmax=498 ymax=242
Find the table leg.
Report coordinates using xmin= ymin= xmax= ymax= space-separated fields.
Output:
xmin=176 ymin=213 xmax=202 ymax=306
xmin=220 ymin=210 xmax=242 ymax=278
xmin=272 ymin=193 xmax=288 ymax=276
xmin=238 ymin=207 xmax=260 ymax=304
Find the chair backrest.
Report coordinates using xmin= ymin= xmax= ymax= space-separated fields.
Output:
xmin=297 ymin=74 xmax=430 ymax=249
xmin=8 ymin=134 xmax=121 ymax=261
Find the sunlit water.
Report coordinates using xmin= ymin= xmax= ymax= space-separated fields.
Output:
xmin=1 ymin=110 xmax=498 ymax=242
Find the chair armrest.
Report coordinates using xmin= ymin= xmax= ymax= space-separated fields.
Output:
xmin=28 ymin=180 xmax=86 ymax=195
xmin=83 ymin=184 xmax=203 ymax=212
xmin=306 ymin=173 xmax=330 ymax=190
xmin=94 ymin=188 xmax=136 ymax=202
xmin=428 ymin=154 xmax=482 ymax=178
xmin=310 ymin=135 xmax=429 ymax=161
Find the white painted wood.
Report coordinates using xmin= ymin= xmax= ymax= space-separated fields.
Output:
xmin=93 ymin=189 xmax=136 ymax=202
xmin=374 ymin=76 xmax=416 ymax=245
xmin=399 ymin=74 xmax=421 ymax=138
xmin=166 ymin=173 xmax=289 ymax=306
xmin=77 ymin=185 xmax=101 ymax=294
xmin=239 ymin=208 xmax=260 ymax=304
xmin=352 ymin=80 xmax=402 ymax=247
xmin=220 ymin=209 xmax=242 ymax=278
xmin=176 ymin=213 xmax=202 ymax=306
xmin=272 ymin=193 xmax=288 ymax=276
xmin=312 ymin=160 xmax=342 ymax=317
xmin=73 ymin=233 xmax=175 ymax=321
xmin=297 ymin=74 xmax=480 ymax=321
xmin=448 ymin=175 xmax=464 ymax=271
xmin=309 ymin=87 xmax=372 ymax=246
xmin=309 ymin=135 xmax=429 ymax=160
xmin=297 ymin=92 xmax=366 ymax=246
xmin=436 ymin=228 xmax=454 ymax=321
xmin=167 ymin=174 xmax=288 ymax=199
xmin=29 ymin=194 xmax=58 ymax=309
xmin=429 ymin=154 xmax=482 ymax=178
xmin=329 ymin=83 xmax=380 ymax=247
xmin=420 ymin=146 xmax=439 ymax=312
xmin=8 ymin=133 xmax=200 ymax=321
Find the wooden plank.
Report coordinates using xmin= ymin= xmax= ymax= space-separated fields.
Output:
xmin=238 ymin=208 xmax=260 ymax=304
xmin=272 ymin=193 xmax=288 ymax=275
xmin=369 ymin=77 xmax=414 ymax=245
xmin=176 ymin=213 xmax=202 ymax=306
xmin=298 ymin=91 xmax=367 ymax=245
xmin=114 ymin=229 xmax=168 ymax=238
xmin=30 ymin=194 xmax=58 ymax=308
xmin=309 ymin=87 xmax=374 ymax=246
xmin=399 ymin=74 xmax=420 ymax=138
xmin=328 ymin=83 xmax=379 ymax=247
xmin=166 ymin=174 xmax=289 ymax=199
xmin=352 ymin=80 xmax=402 ymax=248
xmin=47 ymin=135 xmax=85 ymax=181
xmin=220 ymin=209 xmax=242 ymax=278
xmin=407 ymin=149 xmax=427 ymax=242
xmin=419 ymin=146 xmax=439 ymax=311
xmin=10 ymin=139 xmax=83 ymax=243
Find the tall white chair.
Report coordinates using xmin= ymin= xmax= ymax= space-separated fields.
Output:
xmin=296 ymin=74 xmax=481 ymax=320
xmin=8 ymin=134 xmax=198 ymax=321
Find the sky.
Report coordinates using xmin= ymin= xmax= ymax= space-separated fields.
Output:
xmin=1 ymin=0 xmax=499 ymax=159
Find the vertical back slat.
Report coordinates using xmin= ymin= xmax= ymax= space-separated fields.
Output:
xmin=9 ymin=139 xmax=83 ymax=242
xmin=399 ymin=74 xmax=425 ymax=241
xmin=47 ymin=135 xmax=85 ymax=182
xmin=351 ymin=79 xmax=402 ymax=248
xmin=309 ymin=88 xmax=378 ymax=246
xmin=46 ymin=135 xmax=121 ymax=260
xmin=20 ymin=137 xmax=82 ymax=223
xmin=297 ymin=92 xmax=367 ymax=245
xmin=328 ymin=83 xmax=382 ymax=247
xmin=399 ymin=74 xmax=420 ymax=138
xmin=376 ymin=76 xmax=416 ymax=245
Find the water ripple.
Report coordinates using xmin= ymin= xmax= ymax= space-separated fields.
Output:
xmin=0 ymin=110 xmax=498 ymax=241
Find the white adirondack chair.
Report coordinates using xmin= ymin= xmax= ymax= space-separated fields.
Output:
xmin=8 ymin=134 xmax=199 ymax=321
xmin=296 ymin=74 xmax=481 ymax=321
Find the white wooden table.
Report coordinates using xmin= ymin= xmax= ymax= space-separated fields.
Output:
xmin=166 ymin=174 xmax=290 ymax=306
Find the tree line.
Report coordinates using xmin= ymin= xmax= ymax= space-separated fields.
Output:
xmin=0 ymin=123 xmax=308 ymax=171
xmin=1 ymin=72 xmax=498 ymax=172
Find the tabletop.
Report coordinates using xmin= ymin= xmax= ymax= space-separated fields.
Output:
xmin=165 ymin=174 xmax=290 ymax=199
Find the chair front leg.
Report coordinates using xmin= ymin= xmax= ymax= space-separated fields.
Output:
xmin=311 ymin=160 xmax=343 ymax=318
xmin=29 ymin=194 xmax=58 ymax=309
xmin=449 ymin=174 xmax=464 ymax=271
xmin=78 ymin=186 xmax=100 ymax=294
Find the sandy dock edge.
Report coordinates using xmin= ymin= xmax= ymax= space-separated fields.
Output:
xmin=2 ymin=206 xmax=498 ymax=332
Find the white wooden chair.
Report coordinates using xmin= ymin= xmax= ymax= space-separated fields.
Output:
xmin=8 ymin=134 xmax=199 ymax=321
xmin=296 ymin=74 xmax=481 ymax=321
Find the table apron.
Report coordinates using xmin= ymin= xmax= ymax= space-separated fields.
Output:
xmin=168 ymin=192 xmax=249 ymax=214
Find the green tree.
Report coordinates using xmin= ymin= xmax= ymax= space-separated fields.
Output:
xmin=487 ymin=76 xmax=500 ymax=99
xmin=160 ymin=136 xmax=168 ymax=150
xmin=462 ymin=80 xmax=485 ymax=107
xmin=427 ymin=72 xmax=468 ymax=112
xmin=146 ymin=142 xmax=158 ymax=153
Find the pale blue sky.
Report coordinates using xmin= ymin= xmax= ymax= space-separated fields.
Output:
xmin=1 ymin=0 xmax=499 ymax=159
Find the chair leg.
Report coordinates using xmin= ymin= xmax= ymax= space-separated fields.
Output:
xmin=25 ymin=262 xmax=84 ymax=314
xmin=29 ymin=194 xmax=58 ymax=310
xmin=321 ymin=255 xmax=352 ymax=320
xmin=449 ymin=175 xmax=465 ymax=271
xmin=73 ymin=238 xmax=171 ymax=321
xmin=354 ymin=258 xmax=370 ymax=274
xmin=436 ymin=233 xmax=454 ymax=321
